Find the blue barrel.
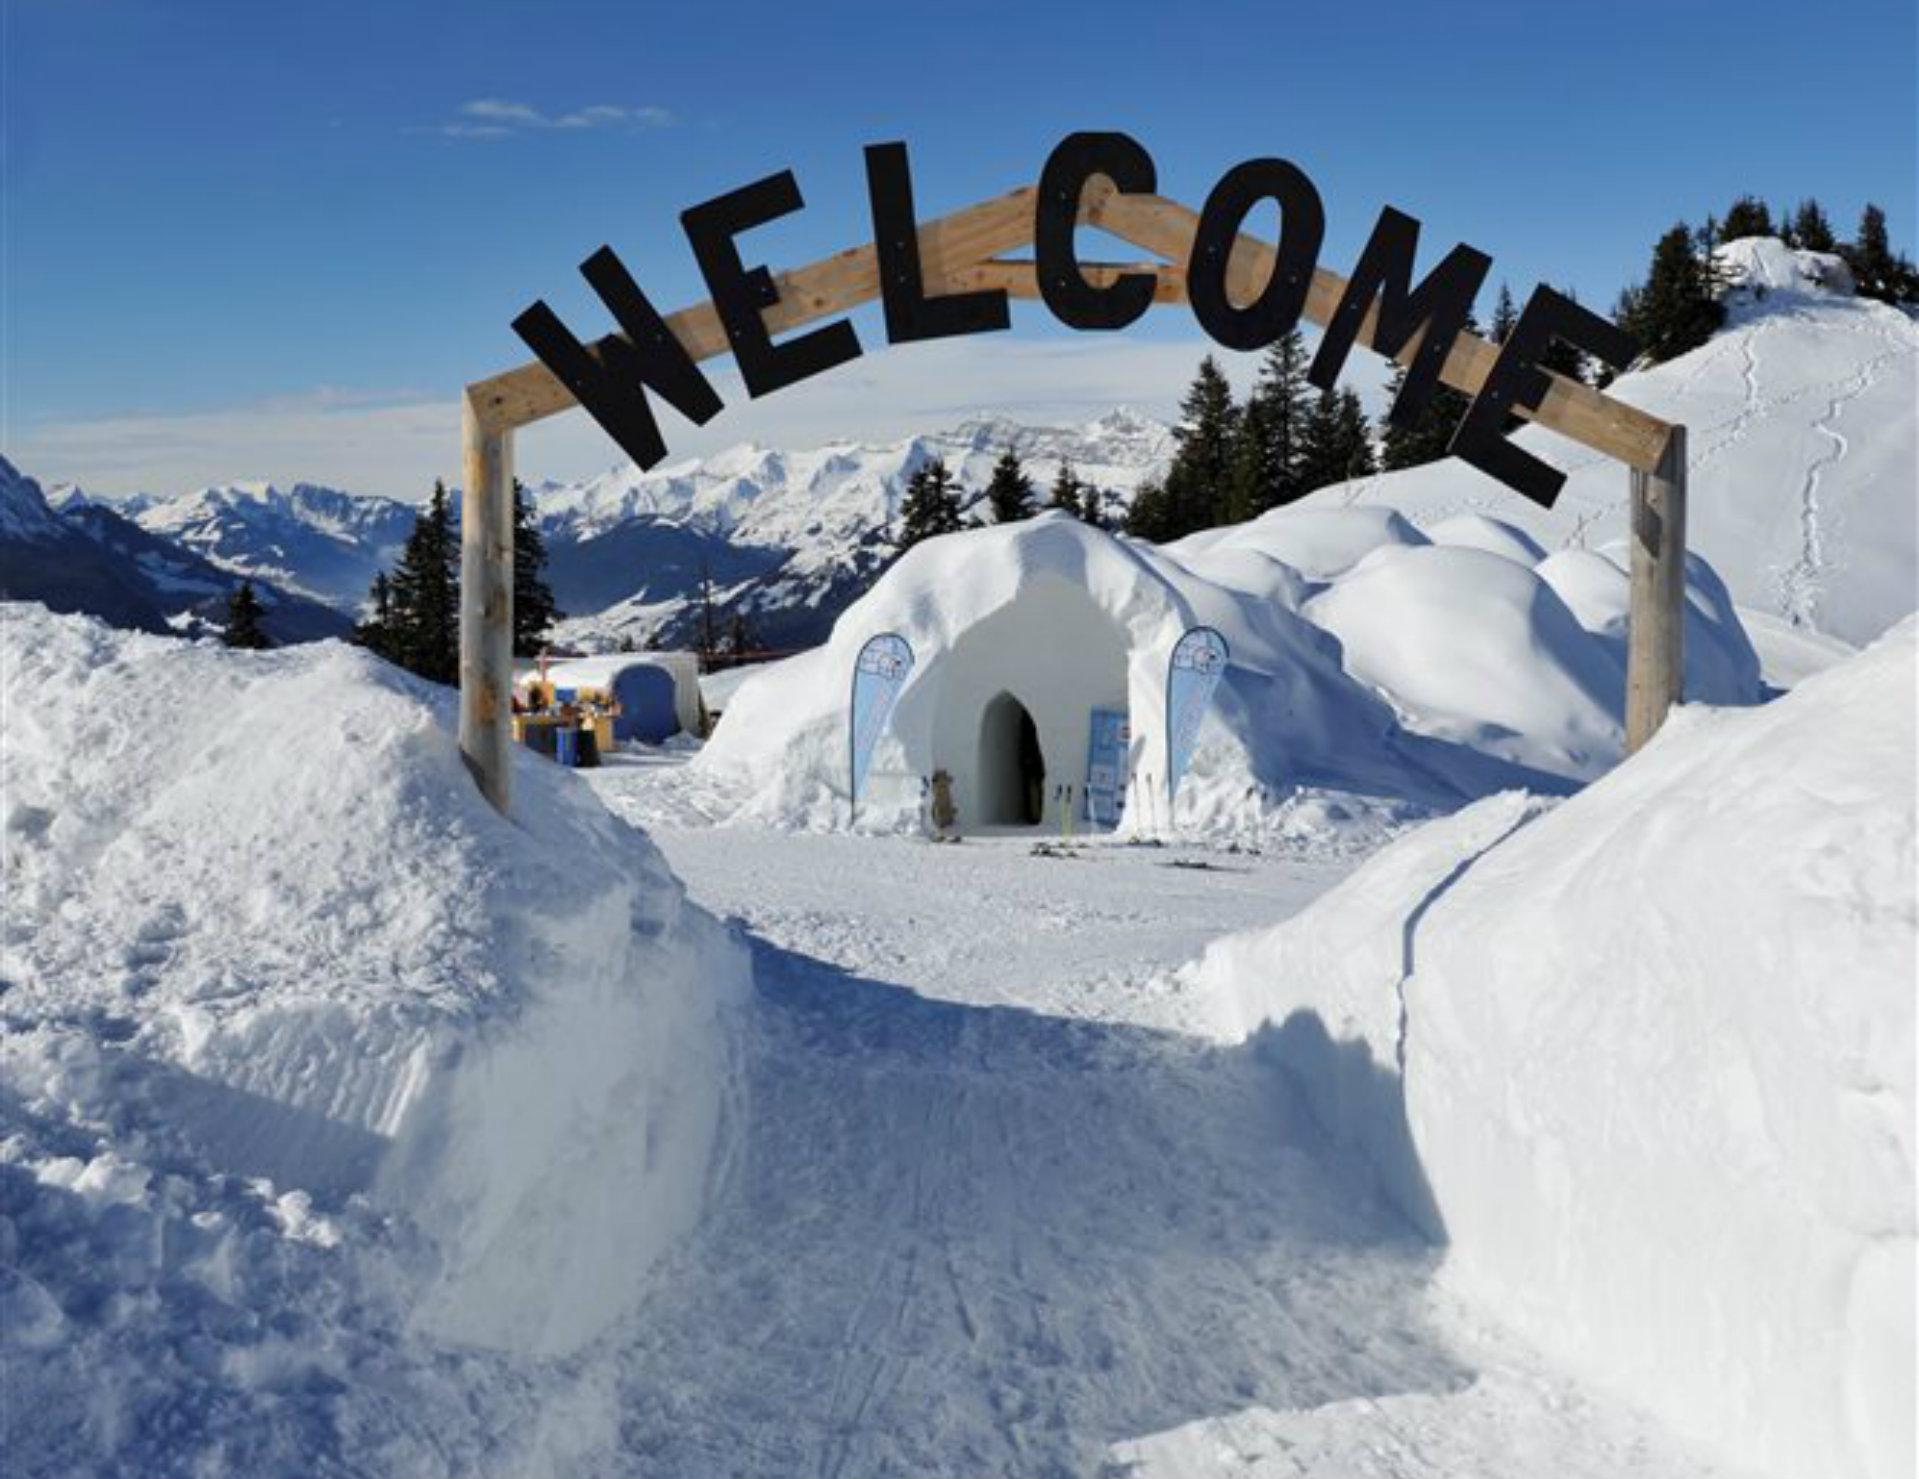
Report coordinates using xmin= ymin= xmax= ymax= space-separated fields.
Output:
xmin=521 ymin=722 xmax=558 ymax=758
xmin=555 ymin=726 xmax=581 ymax=767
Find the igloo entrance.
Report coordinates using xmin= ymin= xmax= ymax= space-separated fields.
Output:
xmin=924 ymin=575 xmax=1131 ymax=834
xmin=978 ymin=692 xmax=1046 ymax=825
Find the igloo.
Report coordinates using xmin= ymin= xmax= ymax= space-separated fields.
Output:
xmin=692 ymin=507 xmax=1765 ymax=839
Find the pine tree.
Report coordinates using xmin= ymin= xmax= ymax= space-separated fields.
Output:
xmin=1622 ymin=224 xmax=1725 ymax=363
xmin=1789 ymin=199 xmax=1836 ymax=253
xmin=1378 ymin=363 xmax=1469 ymax=471
xmin=223 ymin=580 xmax=271 ymax=649
xmin=511 ymin=480 xmax=563 ymax=657
xmin=1842 ymin=203 xmax=1919 ymax=305
xmin=1049 ymin=460 xmax=1081 ymax=514
xmin=1333 ymin=389 xmax=1377 ymax=481
xmin=983 ymin=449 xmax=1036 ymax=524
xmin=354 ymin=571 xmax=397 ymax=661
xmin=1297 ymin=388 xmax=1378 ymax=491
xmin=1157 ymin=356 xmax=1241 ymax=539
xmin=1124 ymin=478 xmax=1171 ymax=540
xmin=1489 ymin=283 xmax=1520 ymax=344
xmin=1721 ymin=195 xmax=1774 ymax=240
xmin=725 ymin=609 xmax=755 ymax=661
xmin=1695 ymin=215 xmax=1732 ymax=301
xmin=386 ymin=481 xmax=460 ymax=683
xmin=1079 ymin=483 xmax=1105 ymax=528
xmin=1226 ymin=330 xmax=1312 ymax=521
xmin=697 ymin=561 xmax=718 ymax=660
xmin=896 ymin=457 xmax=965 ymax=551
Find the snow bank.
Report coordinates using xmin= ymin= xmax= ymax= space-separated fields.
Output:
xmin=694 ymin=504 xmax=1759 ymax=840
xmin=1 ymin=605 xmax=746 ymax=1467
xmin=1179 ymin=621 xmax=1916 ymax=1479
xmin=1299 ymin=245 xmax=1917 ymax=647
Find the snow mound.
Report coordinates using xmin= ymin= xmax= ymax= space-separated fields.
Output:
xmin=1716 ymin=233 xmax=1855 ymax=299
xmin=1 ymin=609 xmax=746 ymax=1425
xmin=692 ymin=506 xmax=1760 ymax=838
xmin=1179 ymin=621 xmax=1916 ymax=1479
xmin=1300 ymin=272 xmax=1916 ymax=647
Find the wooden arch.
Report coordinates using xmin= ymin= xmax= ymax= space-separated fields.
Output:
xmin=459 ymin=178 xmax=1687 ymax=812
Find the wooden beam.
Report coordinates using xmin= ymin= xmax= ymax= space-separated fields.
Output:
xmin=466 ymin=181 xmax=1067 ymax=433
xmin=1086 ymin=191 xmax=1675 ymax=473
xmin=458 ymin=392 xmax=515 ymax=813
xmin=954 ymin=259 xmax=1190 ymax=303
xmin=1625 ymin=425 xmax=1688 ymax=751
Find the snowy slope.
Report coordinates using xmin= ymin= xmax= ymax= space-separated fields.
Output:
xmin=1 ymin=606 xmax=747 ymax=1473
xmin=133 ymin=480 xmax=417 ymax=612
xmin=1177 ymin=621 xmax=1916 ymax=1479
xmin=1300 ymin=237 xmax=1917 ymax=647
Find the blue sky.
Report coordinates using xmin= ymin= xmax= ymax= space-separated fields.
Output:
xmin=7 ymin=0 xmax=1915 ymax=498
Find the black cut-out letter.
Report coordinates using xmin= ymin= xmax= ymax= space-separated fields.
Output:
xmin=512 ymin=245 xmax=724 ymax=471
xmin=1035 ymin=132 xmax=1158 ymax=331
xmin=865 ymin=141 xmax=1010 ymax=344
xmin=1186 ymin=158 xmax=1324 ymax=351
xmin=682 ymin=170 xmax=862 ymax=398
xmin=1309 ymin=207 xmax=1490 ymax=425
xmin=1450 ymin=287 xmax=1640 ymax=506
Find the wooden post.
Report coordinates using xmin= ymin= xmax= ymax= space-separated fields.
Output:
xmin=1625 ymin=425 xmax=1688 ymax=753
xmin=459 ymin=391 xmax=515 ymax=812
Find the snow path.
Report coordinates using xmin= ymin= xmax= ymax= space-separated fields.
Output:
xmin=568 ymin=759 xmax=1745 ymax=1477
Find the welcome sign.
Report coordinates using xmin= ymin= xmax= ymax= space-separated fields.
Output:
xmin=509 ymin=132 xmax=1649 ymax=506
xmin=460 ymin=131 xmax=1689 ymax=815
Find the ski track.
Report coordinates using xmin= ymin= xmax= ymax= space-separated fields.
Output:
xmin=1774 ymin=309 xmax=1894 ymax=630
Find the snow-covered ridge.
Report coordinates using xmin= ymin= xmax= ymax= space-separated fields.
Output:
xmin=0 ymin=456 xmax=69 ymax=542
xmin=1177 ymin=620 xmax=1916 ymax=1479
xmin=130 ymin=479 xmax=417 ymax=610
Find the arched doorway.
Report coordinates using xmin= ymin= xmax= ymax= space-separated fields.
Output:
xmin=978 ymin=692 xmax=1045 ymax=826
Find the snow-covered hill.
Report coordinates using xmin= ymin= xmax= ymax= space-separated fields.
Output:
xmin=1302 ymin=237 xmax=1916 ymax=648
xmin=132 ymin=480 xmax=417 ymax=612
xmin=1 ymin=607 xmax=747 ymax=1474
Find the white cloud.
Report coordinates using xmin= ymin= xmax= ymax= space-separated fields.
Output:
xmin=13 ymin=331 xmax=1395 ymax=502
xmin=431 ymin=99 xmax=674 ymax=139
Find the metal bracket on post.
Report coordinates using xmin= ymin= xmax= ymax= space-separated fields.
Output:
xmin=458 ymin=391 xmax=516 ymax=813
xmin=1625 ymin=424 xmax=1688 ymax=754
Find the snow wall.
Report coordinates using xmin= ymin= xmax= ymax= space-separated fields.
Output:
xmin=1178 ymin=620 xmax=1916 ymax=1479
xmin=697 ymin=507 xmax=1761 ymax=840
xmin=1 ymin=607 xmax=748 ymax=1360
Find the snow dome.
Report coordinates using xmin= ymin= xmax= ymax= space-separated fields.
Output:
xmin=692 ymin=505 xmax=1763 ymax=838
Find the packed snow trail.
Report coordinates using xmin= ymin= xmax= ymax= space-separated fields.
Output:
xmin=578 ymin=758 xmax=1743 ymax=1477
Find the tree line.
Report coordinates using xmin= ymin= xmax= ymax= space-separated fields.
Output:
xmin=1617 ymin=195 xmax=1917 ymax=367
xmin=894 ymin=446 xmax=1113 ymax=552
xmin=351 ymin=480 xmax=561 ymax=684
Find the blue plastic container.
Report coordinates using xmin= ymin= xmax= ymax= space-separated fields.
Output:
xmin=554 ymin=726 xmax=581 ymax=767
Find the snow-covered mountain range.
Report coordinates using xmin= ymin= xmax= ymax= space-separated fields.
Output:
xmin=117 ymin=481 xmax=419 ymax=612
xmin=25 ymin=408 xmax=1176 ymax=652
xmin=2 ymin=459 xmax=350 ymax=643
xmin=539 ymin=407 xmax=1174 ymax=650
